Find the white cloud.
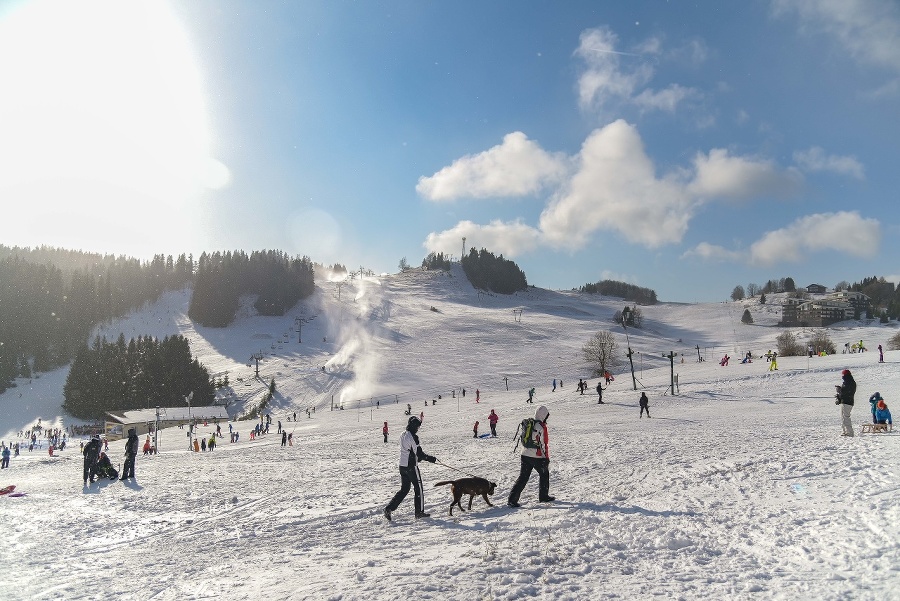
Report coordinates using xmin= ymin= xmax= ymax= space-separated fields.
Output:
xmin=748 ymin=211 xmax=881 ymax=265
xmin=423 ymin=219 xmax=541 ymax=258
xmin=772 ymin=0 xmax=900 ymax=73
xmin=681 ymin=242 xmax=743 ymax=262
xmin=539 ymin=120 xmax=695 ymax=249
xmin=574 ymin=27 xmax=699 ymax=115
xmin=793 ymin=146 xmax=865 ymax=179
xmin=689 ymin=148 xmax=804 ymax=200
xmin=416 ymin=132 xmax=568 ymax=201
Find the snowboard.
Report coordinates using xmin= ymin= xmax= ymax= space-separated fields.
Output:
xmin=0 ymin=485 xmax=16 ymax=495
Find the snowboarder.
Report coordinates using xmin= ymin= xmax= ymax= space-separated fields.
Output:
xmin=82 ymin=435 xmax=101 ymax=485
xmin=507 ymin=405 xmax=554 ymax=507
xmin=835 ymin=369 xmax=856 ymax=437
xmin=596 ymin=382 xmax=605 ymax=404
xmin=384 ymin=416 xmax=437 ymax=521
xmin=488 ymin=410 xmax=499 ymax=437
xmin=121 ymin=428 xmax=138 ymax=480
xmin=639 ymin=392 xmax=650 ymax=418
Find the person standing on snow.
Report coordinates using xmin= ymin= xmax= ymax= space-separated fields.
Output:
xmin=507 ymin=405 xmax=554 ymax=507
xmin=596 ymin=381 xmax=605 ymax=404
xmin=384 ymin=416 xmax=437 ymax=521
xmin=639 ymin=392 xmax=650 ymax=418
xmin=82 ymin=435 xmax=101 ymax=485
xmin=120 ymin=428 xmax=138 ymax=480
xmin=488 ymin=410 xmax=499 ymax=437
xmin=281 ymin=430 xmax=287 ymax=447
xmin=473 ymin=421 xmax=479 ymax=438
xmin=769 ymin=351 xmax=778 ymax=371
xmin=878 ymin=344 xmax=884 ymax=363
xmin=383 ymin=421 xmax=389 ymax=444
xmin=835 ymin=369 xmax=856 ymax=436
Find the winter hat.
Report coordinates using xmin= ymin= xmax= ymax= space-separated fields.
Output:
xmin=842 ymin=369 xmax=851 ymax=376
xmin=877 ymin=400 xmax=887 ymax=410
xmin=407 ymin=415 xmax=422 ymax=432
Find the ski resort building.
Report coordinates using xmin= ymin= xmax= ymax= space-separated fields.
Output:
xmin=104 ymin=406 xmax=229 ymax=439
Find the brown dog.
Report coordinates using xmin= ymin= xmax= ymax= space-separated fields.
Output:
xmin=434 ymin=478 xmax=496 ymax=515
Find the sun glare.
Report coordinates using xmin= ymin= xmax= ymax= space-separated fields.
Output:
xmin=0 ymin=0 xmax=227 ymax=256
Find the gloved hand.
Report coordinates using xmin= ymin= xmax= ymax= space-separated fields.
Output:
xmin=835 ymin=400 xmax=841 ymax=405
xmin=426 ymin=455 xmax=436 ymax=463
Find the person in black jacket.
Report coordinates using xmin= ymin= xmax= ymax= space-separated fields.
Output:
xmin=384 ymin=416 xmax=437 ymax=521
xmin=836 ymin=369 xmax=857 ymax=437
xmin=83 ymin=435 xmax=101 ymax=485
xmin=121 ymin=428 xmax=139 ymax=480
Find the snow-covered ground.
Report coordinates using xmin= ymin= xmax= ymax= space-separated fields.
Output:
xmin=1 ymin=265 xmax=898 ymax=600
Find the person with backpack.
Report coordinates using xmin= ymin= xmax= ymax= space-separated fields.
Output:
xmin=384 ymin=415 xmax=437 ymax=521
xmin=121 ymin=428 xmax=138 ymax=480
xmin=527 ymin=388 xmax=535 ymax=403
xmin=835 ymin=369 xmax=856 ymax=436
xmin=82 ymin=435 xmax=101 ymax=485
xmin=507 ymin=405 xmax=554 ymax=507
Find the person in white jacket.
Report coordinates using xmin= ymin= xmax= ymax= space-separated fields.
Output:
xmin=384 ymin=416 xmax=436 ymax=520
xmin=507 ymin=405 xmax=554 ymax=507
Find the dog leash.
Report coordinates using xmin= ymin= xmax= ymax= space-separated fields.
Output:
xmin=435 ymin=459 xmax=478 ymax=479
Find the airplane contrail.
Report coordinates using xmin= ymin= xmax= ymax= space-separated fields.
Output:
xmin=583 ymin=46 xmax=643 ymax=57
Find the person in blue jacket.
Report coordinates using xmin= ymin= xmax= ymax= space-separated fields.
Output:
xmin=869 ymin=392 xmax=884 ymax=424
xmin=875 ymin=399 xmax=892 ymax=431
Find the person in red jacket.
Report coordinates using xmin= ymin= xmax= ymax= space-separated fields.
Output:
xmin=382 ymin=421 xmax=389 ymax=444
xmin=488 ymin=410 xmax=499 ymax=437
xmin=507 ymin=405 xmax=554 ymax=507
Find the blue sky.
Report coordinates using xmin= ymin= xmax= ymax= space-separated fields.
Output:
xmin=1 ymin=0 xmax=898 ymax=302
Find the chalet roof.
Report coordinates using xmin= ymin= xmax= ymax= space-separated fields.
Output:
xmin=105 ymin=406 xmax=229 ymax=424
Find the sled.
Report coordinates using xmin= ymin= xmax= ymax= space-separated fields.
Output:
xmin=6 ymin=492 xmax=25 ymax=497
xmin=0 ymin=485 xmax=16 ymax=495
xmin=860 ymin=423 xmax=890 ymax=434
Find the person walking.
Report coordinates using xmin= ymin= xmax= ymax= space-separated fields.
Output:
xmin=552 ymin=378 xmax=556 ymax=392
xmin=836 ymin=369 xmax=856 ymax=437
xmin=120 ymin=428 xmax=139 ymax=480
xmin=476 ymin=389 xmax=480 ymax=403
xmin=639 ymin=392 xmax=650 ymax=418
xmin=527 ymin=387 xmax=535 ymax=403
xmin=384 ymin=416 xmax=437 ymax=521
xmin=488 ymin=410 xmax=499 ymax=437
xmin=596 ymin=381 xmax=605 ymax=404
xmin=383 ymin=421 xmax=389 ymax=444
xmin=507 ymin=405 xmax=554 ymax=507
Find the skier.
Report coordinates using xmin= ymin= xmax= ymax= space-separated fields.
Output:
xmin=639 ymin=392 xmax=650 ymax=418
xmin=507 ymin=405 xmax=554 ymax=507
xmin=384 ymin=416 xmax=437 ymax=521
xmin=82 ymin=435 xmax=101 ymax=485
xmin=835 ymin=369 xmax=856 ymax=437
xmin=121 ymin=428 xmax=138 ymax=480
xmin=596 ymin=381 xmax=605 ymax=404
xmin=488 ymin=410 xmax=499 ymax=437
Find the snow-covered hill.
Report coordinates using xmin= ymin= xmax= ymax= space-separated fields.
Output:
xmin=1 ymin=265 xmax=898 ymax=600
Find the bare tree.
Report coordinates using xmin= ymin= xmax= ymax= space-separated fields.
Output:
xmin=582 ymin=331 xmax=620 ymax=376
xmin=747 ymin=283 xmax=760 ymax=297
